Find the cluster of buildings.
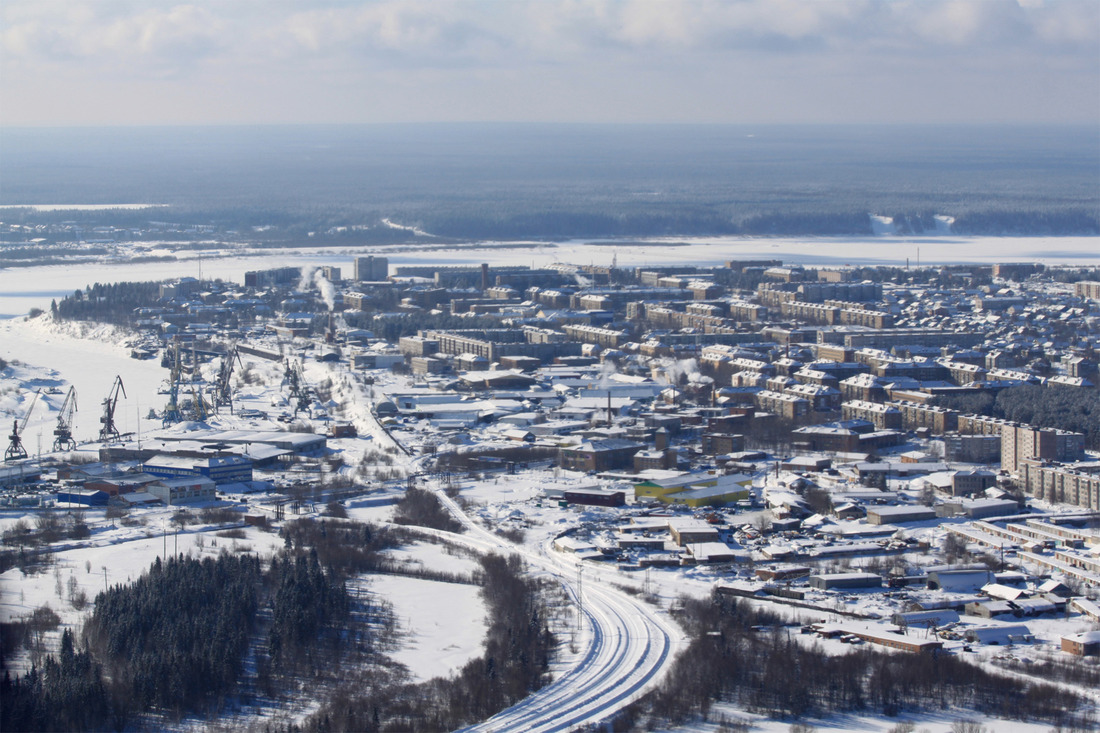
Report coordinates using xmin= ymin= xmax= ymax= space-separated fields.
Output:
xmin=120 ymin=260 xmax=1100 ymax=517
xmin=52 ymin=430 xmax=327 ymax=508
xmin=15 ymin=253 xmax=1100 ymax=660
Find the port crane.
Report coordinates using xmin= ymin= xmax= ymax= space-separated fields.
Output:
xmin=286 ymin=358 xmax=311 ymax=416
xmin=214 ymin=346 xmax=244 ymax=413
xmin=162 ymin=343 xmax=183 ymax=427
xmin=189 ymin=381 xmax=211 ymax=422
xmin=52 ymin=386 xmax=77 ymax=452
xmin=99 ymin=376 xmax=126 ymax=443
xmin=5 ymin=390 xmax=41 ymax=462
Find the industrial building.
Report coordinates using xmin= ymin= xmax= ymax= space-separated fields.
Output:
xmin=808 ymin=572 xmax=882 ymax=590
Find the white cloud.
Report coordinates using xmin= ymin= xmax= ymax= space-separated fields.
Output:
xmin=1 ymin=0 xmax=1096 ymax=124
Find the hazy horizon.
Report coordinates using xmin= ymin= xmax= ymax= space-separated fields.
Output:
xmin=3 ymin=1 xmax=1097 ymax=127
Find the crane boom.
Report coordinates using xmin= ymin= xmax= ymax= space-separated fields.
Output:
xmin=18 ymin=390 xmax=40 ymax=434
xmin=163 ymin=342 xmax=183 ymax=427
xmin=215 ymin=346 xmax=244 ymax=413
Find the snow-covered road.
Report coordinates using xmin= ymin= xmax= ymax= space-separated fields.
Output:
xmin=356 ymin=392 xmax=685 ymax=731
xmin=461 ymin=577 xmax=677 ymax=733
xmin=406 ymin=478 xmax=685 ymax=732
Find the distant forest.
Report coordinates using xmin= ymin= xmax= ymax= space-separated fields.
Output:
xmin=5 ymin=203 xmax=1097 ymax=243
xmin=2 ymin=124 xmax=1097 ymax=241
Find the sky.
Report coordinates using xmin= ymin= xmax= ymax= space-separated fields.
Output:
xmin=1 ymin=0 xmax=1098 ymax=127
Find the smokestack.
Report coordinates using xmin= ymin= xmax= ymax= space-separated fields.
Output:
xmin=481 ymin=263 xmax=489 ymax=291
xmin=607 ymin=391 xmax=613 ymax=427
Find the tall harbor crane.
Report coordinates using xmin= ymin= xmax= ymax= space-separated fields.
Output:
xmin=99 ymin=376 xmax=126 ymax=443
xmin=52 ymin=386 xmax=77 ymax=452
xmin=163 ymin=343 xmax=183 ymax=427
xmin=286 ymin=358 xmax=312 ymax=416
xmin=185 ymin=343 xmax=210 ymax=421
xmin=5 ymin=390 xmax=41 ymax=462
xmin=214 ymin=346 xmax=243 ymax=413
xmin=189 ymin=381 xmax=211 ymax=422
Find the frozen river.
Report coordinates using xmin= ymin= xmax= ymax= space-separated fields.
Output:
xmin=1 ymin=235 xmax=1098 ymax=320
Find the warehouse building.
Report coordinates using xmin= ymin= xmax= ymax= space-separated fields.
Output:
xmin=808 ymin=572 xmax=882 ymax=590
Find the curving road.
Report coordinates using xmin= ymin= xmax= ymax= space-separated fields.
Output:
xmin=459 ymin=577 xmax=678 ymax=733
xmin=356 ymin=385 xmax=686 ymax=731
xmin=422 ymin=486 xmax=685 ymax=733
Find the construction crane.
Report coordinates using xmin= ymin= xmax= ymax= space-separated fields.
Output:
xmin=5 ymin=390 xmax=41 ymax=462
xmin=99 ymin=376 xmax=126 ymax=443
xmin=214 ymin=346 xmax=243 ymax=413
xmin=52 ymin=386 xmax=77 ymax=452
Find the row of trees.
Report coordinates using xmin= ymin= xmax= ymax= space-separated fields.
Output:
xmin=0 ymin=630 xmax=113 ymax=732
xmin=10 ymin=195 xmax=1096 ymax=245
xmin=392 ymin=487 xmax=466 ymax=534
xmin=52 ymin=282 xmax=164 ymax=324
xmin=615 ymin=591 xmax=1089 ymax=730
xmin=1 ymin=534 xmax=376 ymax=731
xmin=266 ymin=551 xmax=348 ymax=669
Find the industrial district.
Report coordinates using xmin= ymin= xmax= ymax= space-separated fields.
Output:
xmin=4 ymin=255 xmax=1100 ymax=727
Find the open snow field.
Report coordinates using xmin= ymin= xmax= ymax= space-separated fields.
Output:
xmin=368 ymin=573 xmax=486 ymax=682
xmin=0 ymin=317 xmax=166 ymax=444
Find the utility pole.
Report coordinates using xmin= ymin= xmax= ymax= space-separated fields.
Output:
xmin=576 ymin=566 xmax=584 ymax=636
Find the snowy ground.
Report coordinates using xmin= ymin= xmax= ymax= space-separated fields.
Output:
xmin=0 ymin=511 xmax=284 ymax=671
xmin=367 ymin=573 xmax=486 ymax=682
xmin=0 ymin=315 xmax=167 ymax=445
xmin=3 ymin=243 xmax=1100 ymax=729
xmin=655 ymin=707 xmax=1059 ymax=733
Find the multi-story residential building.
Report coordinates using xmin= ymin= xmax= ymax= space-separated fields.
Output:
xmin=942 ymin=433 xmax=1002 ymax=463
xmin=754 ymin=390 xmax=810 ymax=420
xmin=1001 ymin=424 xmax=1086 ymax=473
xmin=842 ymin=400 xmax=903 ymax=431
xmin=892 ymin=401 xmax=959 ymax=435
xmin=353 ymin=256 xmax=389 ymax=281
xmin=562 ymin=325 xmax=628 ymax=348
xmin=1020 ymin=460 xmax=1100 ymax=510
xmin=1074 ymin=281 xmax=1100 ymax=300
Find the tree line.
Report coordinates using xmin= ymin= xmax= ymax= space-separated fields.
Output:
xmin=52 ymin=282 xmax=164 ymax=324
xmin=10 ymin=199 xmax=1096 ymax=244
xmin=0 ymin=520 xmax=395 ymax=731
xmin=611 ymin=590 xmax=1090 ymax=730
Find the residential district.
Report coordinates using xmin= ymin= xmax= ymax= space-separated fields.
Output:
xmin=4 ymin=257 xmax=1100 ymax=669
